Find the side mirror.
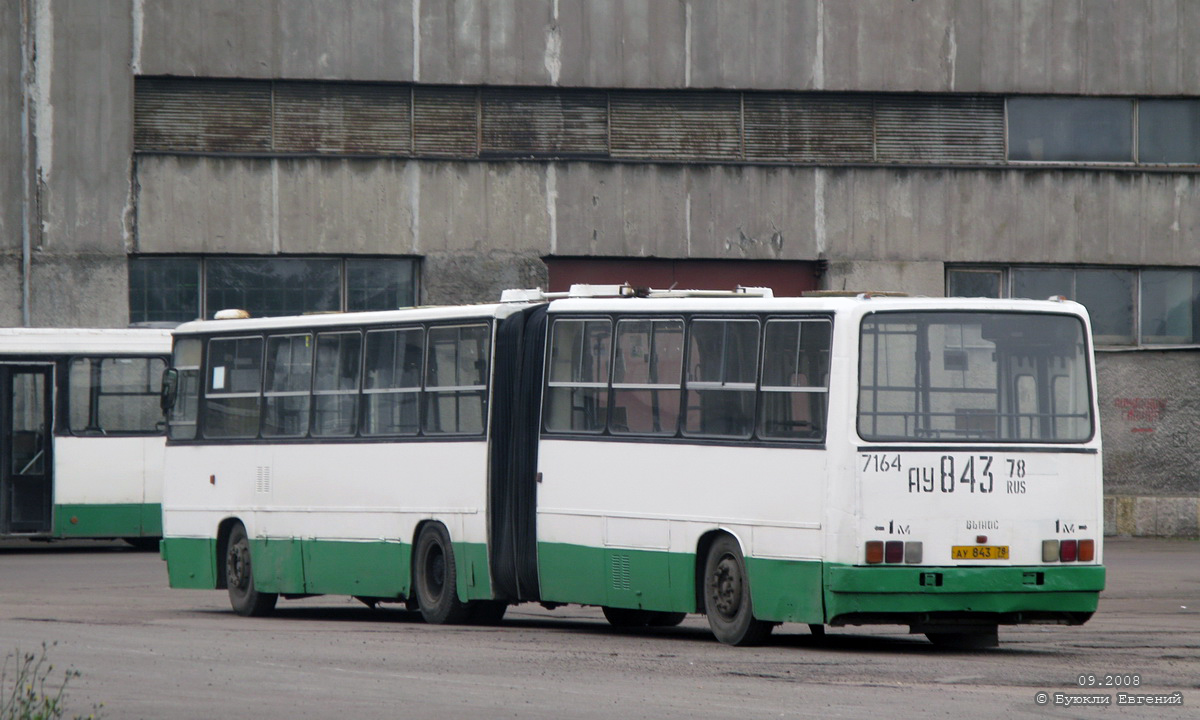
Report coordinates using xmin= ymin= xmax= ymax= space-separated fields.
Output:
xmin=160 ymin=368 xmax=179 ymax=413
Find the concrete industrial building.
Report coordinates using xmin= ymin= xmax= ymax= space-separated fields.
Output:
xmin=2 ymin=0 xmax=1199 ymax=535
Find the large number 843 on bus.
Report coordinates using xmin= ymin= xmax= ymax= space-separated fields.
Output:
xmin=160 ymin=288 xmax=1103 ymax=647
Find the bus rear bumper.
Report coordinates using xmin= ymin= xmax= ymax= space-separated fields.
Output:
xmin=824 ymin=564 xmax=1104 ymax=627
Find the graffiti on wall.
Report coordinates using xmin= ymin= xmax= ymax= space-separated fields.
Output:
xmin=1113 ymin=398 xmax=1167 ymax=433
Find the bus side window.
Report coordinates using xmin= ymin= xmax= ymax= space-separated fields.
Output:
xmin=424 ymin=324 xmax=490 ymax=435
xmin=205 ymin=336 xmax=264 ymax=439
xmin=610 ymin=318 xmax=682 ymax=436
xmin=364 ymin=327 xmax=423 ymax=436
xmin=262 ymin=334 xmax=313 ymax=438
xmin=313 ymin=331 xmax=362 ymax=437
xmin=759 ymin=319 xmax=830 ymax=441
xmin=70 ymin=356 xmax=167 ymax=435
xmin=544 ymin=319 xmax=612 ymax=434
xmin=168 ymin=338 xmax=202 ymax=440
xmin=684 ymin=319 xmax=759 ymax=440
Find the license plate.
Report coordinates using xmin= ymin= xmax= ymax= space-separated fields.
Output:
xmin=951 ymin=545 xmax=1009 ymax=560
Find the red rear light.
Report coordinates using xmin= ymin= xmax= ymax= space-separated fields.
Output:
xmin=865 ymin=541 xmax=884 ymax=564
xmin=1059 ymin=539 xmax=1078 ymax=562
xmin=1078 ymin=539 xmax=1095 ymax=562
xmin=884 ymin=541 xmax=904 ymax=563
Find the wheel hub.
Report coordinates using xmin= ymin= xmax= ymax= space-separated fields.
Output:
xmin=709 ymin=555 xmax=742 ymax=618
xmin=227 ymin=544 xmax=250 ymax=590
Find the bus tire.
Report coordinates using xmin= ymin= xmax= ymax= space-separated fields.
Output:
xmin=413 ymin=523 xmax=470 ymax=625
xmin=225 ymin=523 xmax=277 ymax=617
xmin=702 ymin=535 xmax=772 ymax=646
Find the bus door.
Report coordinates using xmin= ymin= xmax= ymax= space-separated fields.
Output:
xmin=0 ymin=365 xmax=54 ymax=534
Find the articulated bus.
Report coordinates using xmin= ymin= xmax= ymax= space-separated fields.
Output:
xmin=160 ymin=287 xmax=1104 ymax=646
xmin=0 ymin=328 xmax=172 ymax=545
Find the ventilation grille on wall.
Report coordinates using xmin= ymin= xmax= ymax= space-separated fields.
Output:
xmin=134 ymin=77 xmax=1011 ymax=166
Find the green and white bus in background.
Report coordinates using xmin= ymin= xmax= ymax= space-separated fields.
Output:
xmin=0 ymin=328 xmax=171 ymax=545
xmin=160 ymin=287 xmax=1104 ymax=646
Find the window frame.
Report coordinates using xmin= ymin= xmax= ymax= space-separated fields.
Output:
xmin=540 ymin=312 xmax=834 ymax=445
xmin=67 ymin=355 xmax=169 ymax=436
xmin=178 ymin=317 xmax=496 ymax=444
xmin=128 ymin=255 xmax=421 ymax=325
xmin=946 ymin=264 xmax=1200 ymax=349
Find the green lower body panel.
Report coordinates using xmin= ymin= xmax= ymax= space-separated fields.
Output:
xmin=745 ymin=557 xmax=825 ymax=624
xmin=536 ymin=542 xmax=824 ymax=622
xmin=824 ymin=565 xmax=1105 ymax=622
xmin=457 ymin=542 xmax=494 ymax=601
xmin=54 ymin=503 xmax=162 ymax=538
xmin=161 ymin=537 xmax=218 ymax=589
xmin=162 ymin=535 xmax=491 ymax=602
xmin=538 ymin=542 xmax=692 ymax=612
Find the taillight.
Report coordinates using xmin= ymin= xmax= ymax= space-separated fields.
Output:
xmin=865 ymin=540 xmax=923 ymax=564
xmin=1044 ymin=538 xmax=1093 ymax=562
xmin=885 ymin=541 xmax=904 ymax=563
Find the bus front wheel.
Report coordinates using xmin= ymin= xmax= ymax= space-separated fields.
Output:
xmin=225 ymin=523 xmax=277 ymax=617
xmin=702 ymin=535 xmax=772 ymax=646
xmin=413 ymin=523 xmax=470 ymax=624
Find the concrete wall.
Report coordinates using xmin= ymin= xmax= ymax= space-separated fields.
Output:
xmin=1100 ymin=347 xmax=1200 ymax=536
xmin=11 ymin=0 xmax=133 ymax=327
xmin=136 ymin=158 xmax=1200 ymax=293
xmin=138 ymin=0 xmax=1200 ymax=94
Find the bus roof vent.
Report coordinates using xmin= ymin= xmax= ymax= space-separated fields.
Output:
xmin=802 ymin=290 xmax=907 ymax=298
xmin=213 ymin=309 xmax=251 ymax=320
xmin=567 ymin=284 xmax=638 ymax=298
xmin=499 ymin=288 xmax=564 ymax=303
xmin=566 ymin=284 xmax=774 ymax=299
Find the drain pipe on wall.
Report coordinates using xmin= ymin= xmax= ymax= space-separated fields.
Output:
xmin=19 ymin=0 xmax=33 ymax=326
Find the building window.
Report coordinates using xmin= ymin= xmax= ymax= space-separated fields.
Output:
xmin=1140 ymin=270 xmax=1200 ymax=344
xmin=1139 ymin=100 xmax=1200 ymax=165
xmin=129 ymin=256 xmax=419 ymax=324
xmin=947 ymin=266 xmax=1200 ymax=348
xmin=129 ymin=258 xmax=201 ymax=324
xmin=1007 ymin=97 xmax=1134 ymax=163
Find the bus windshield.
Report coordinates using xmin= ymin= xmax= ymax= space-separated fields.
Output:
xmin=858 ymin=311 xmax=1093 ymax=443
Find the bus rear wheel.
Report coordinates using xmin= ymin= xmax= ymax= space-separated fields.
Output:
xmin=225 ymin=523 xmax=277 ymax=617
xmin=414 ymin=523 xmax=470 ymax=624
xmin=703 ymin=535 xmax=772 ymax=646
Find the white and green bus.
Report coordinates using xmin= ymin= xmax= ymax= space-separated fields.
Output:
xmin=0 ymin=328 xmax=172 ymax=545
xmin=160 ymin=287 xmax=1104 ymax=646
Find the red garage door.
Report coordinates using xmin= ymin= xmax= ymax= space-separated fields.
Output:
xmin=544 ymin=258 xmax=819 ymax=297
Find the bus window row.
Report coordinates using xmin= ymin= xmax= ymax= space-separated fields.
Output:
xmin=167 ymin=323 xmax=490 ymax=441
xmin=543 ymin=316 xmax=832 ymax=442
